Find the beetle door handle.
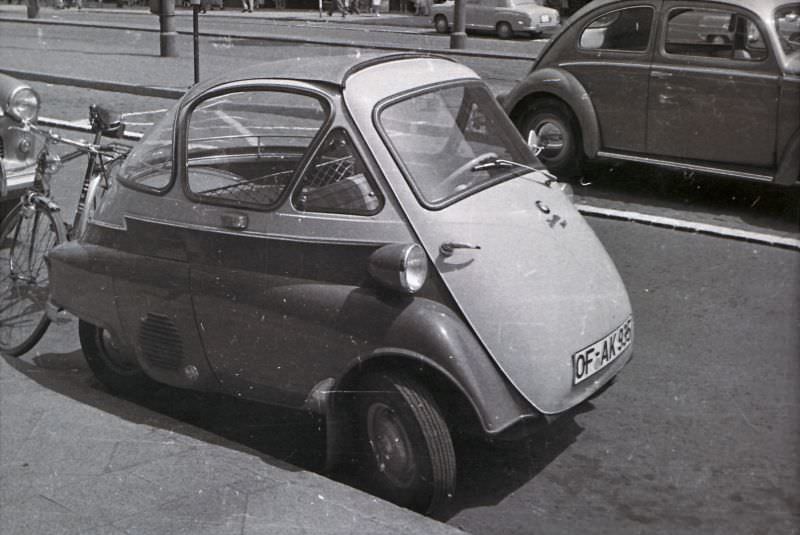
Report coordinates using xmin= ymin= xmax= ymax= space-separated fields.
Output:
xmin=440 ymin=242 xmax=481 ymax=257
xmin=220 ymin=212 xmax=248 ymax=230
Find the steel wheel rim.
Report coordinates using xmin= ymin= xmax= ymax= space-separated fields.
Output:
xmin=366 ymin=402 xmax=417 ymax=489
xmin=533 ymin=120 xmax=566 ymax=160
xmin=97 ymin=328 xmax=137 ymax=375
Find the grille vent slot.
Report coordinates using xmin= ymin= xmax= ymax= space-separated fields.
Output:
xmin=139 ymin=313 xmax=184 ymax=370
xmin=0 ymin=137 xmax=5 ymax=159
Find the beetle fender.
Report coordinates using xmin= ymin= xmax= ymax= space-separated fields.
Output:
xmin=504 ymin=67 xmax=601 ymax=158
xmin=776 ymin=128 xmax=800 ymax=186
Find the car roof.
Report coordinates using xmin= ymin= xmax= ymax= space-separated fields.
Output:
xmin=183 ymin=52 xmax=456 ymax=99
xmin=574 ymin=0 xmax=784 ymax=20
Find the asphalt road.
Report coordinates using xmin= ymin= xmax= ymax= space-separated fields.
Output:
xmin=1 ymin=10 xmax=799 ymax=535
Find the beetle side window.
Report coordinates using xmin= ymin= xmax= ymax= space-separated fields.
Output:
xmin=185 ymin=90 xmax=327 ymax=208
xmin=579 ymin=6 xmax=653 ymax=51
xmin=293 ymin=128 xmax=382 ymax=215
xmin=665 ymin=8 xmax=768 ymax=61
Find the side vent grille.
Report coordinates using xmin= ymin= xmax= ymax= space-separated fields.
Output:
xmin=139 ymin=313 xmax=184 ymax=370
xmin=0 ymin=137 xmax=5 ymax=159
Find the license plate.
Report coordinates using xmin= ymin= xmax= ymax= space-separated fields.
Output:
xmin=572 ymin=317 xmax=633 ymax=385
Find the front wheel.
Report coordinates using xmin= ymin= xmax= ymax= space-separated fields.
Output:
xmin=79 ymin=320 xmax=156 ymax=396
xmin=0 ymin=203 xmax=66 ymax=356
xmin=434 ymin=14 xmax=449 ymax=33
xmin=518 ymin=97 xmax=584 ymax=178
xmin=357 ymin=372 xmax=456 ymax=513
xmin=496 ymin=21 xmax=513 ymax=39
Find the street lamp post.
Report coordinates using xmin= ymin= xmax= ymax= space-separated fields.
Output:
xmin=26 ymin=0 xmax=40 ymax=18
xmin=450 ymin=0 xmax=466 ymax=49
xmin=159 ymin=0 xmax=179 ymax=57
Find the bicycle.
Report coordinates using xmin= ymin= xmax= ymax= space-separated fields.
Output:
xmin=0 ymin=105 xmax=131 ymax=357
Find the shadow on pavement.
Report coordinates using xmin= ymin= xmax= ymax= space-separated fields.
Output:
xmin=9 ymin=349 xmax=326 ymax=473
xmin=8 ymin=346 xmax=588 ymax=518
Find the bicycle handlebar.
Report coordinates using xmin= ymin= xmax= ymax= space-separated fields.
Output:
xmin=23 ymin=121 xmax=131 ymax=157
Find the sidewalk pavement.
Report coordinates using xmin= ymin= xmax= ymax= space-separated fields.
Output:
xmin=0 ymin=322 xmax=464 ymax=534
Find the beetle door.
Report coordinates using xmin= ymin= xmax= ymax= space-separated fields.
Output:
xmin=561 ymin=3 xmax=657 ymax=152
xmin=647 ymin=4 xmax=779 ymax=168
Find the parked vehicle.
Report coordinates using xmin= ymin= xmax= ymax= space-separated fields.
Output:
xmin=431 ymin=0 xmax=560 ymax=39
xmin=501 ymin=0 xmax=800 ymax=185
xmin=0 ymin=105 xmax=130 ymax=356
xmin=0 ymin=74 xmax=41 ymax=219
xmin=47 ymin=53 xmax=634 ymax=513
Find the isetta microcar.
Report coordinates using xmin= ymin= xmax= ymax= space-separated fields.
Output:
xmin=48 ymin=53 xmax=634 ymax=513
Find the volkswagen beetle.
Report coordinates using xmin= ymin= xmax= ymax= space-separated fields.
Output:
xmin=0 ymin=74 xmax=41 ymax=218
xmin=48 ymin=53 xmax=634 ymax=513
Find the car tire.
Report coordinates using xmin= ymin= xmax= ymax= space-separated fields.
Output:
xmin=79 ymin=320 xmax=157 ymax=396
xmin=518 ymin=97 xmax=584 ymax=178
xmin=496 ymin=21 xmax=513 ymax=39
xmin=357 ymin=371 xmax=456 ymax=514
xmin=434 ymin=14 xmax=449 ymax=33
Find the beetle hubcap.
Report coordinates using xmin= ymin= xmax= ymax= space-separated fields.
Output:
xmin=366 ymin=402 xmax=417 ymax=489
xmin=533 ymin=120 xmax=566 ymax=160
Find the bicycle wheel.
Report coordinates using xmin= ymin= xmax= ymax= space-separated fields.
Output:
xmin=0 ymin=202 xmax=67 ymax=356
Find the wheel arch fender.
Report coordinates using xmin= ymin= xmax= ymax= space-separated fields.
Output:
xmin=319 ymin=300 xmax=537 ymax=470
xmin=505 ymin=67 xmax=601 ymax=158
xmin=776 ymin=127 xmax=800 ymax=186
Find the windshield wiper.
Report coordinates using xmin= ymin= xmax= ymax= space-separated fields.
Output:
xmin=471 ymin=157 xmax=556 ymax=187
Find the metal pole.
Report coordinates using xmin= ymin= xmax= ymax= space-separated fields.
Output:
xmin=159 ymin=0 xmax=179 ymax=57
xmin=450 ymin=0 xmax=466 ymax=49
xmin=193 ymin=5 xmax=200 ymax=83
xmin=27 ymin=0 xmax=40 ymax=18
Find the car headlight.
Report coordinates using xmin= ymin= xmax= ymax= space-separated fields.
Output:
xmin=7 ymin=87 xmax=40 ymax=123
xmin=540 ymin=14 xmax=551 ymax=23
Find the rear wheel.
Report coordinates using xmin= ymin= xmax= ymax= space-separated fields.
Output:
xmin=496 ymin=21 xmax=513 ymax=39
xmin=518 ymin=97 xmax=584 ymax=178
xmin=434 ymin=14 xmax=449 ymax=33
xmin=79 ymin=320 xmax=156 ymax=395
xmin=357 ymin=371 xmax=456 ymax=513
xmin=0 ymin=203 xmax=66 ymax=356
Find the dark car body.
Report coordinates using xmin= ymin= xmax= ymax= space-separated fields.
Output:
xmin=48 ymin=53 xmax=633 ymax=512
xmin=502 ymin=0 xmax=800 ymax=184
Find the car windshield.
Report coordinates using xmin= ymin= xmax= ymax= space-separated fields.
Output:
xmin=118 ymin=102 xmax=177 ymax=189
xmin=512 ymin=0 xmax=545 ymax=6
xmin=378 ymin=81 xmax=541 ymax=207
xmin=776 ymin=4 xmax=800 ymax=54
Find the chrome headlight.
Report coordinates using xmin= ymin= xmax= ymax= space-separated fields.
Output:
xmin=540 ymin=14 xmax=552 ymax=23
xmin=7 ymin=87 xmax=40 ymax=123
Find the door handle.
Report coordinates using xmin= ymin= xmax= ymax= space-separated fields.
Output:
xmin=651 ymin=70 xmax=672 ymax=79
xmin=440 ymin=242 xmax=481 ymax=257
xmin=220 ymin=212 xmax=248 ymax=230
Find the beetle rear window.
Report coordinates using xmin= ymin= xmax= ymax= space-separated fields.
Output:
xmin=186 ymin=90 xmax=327 ymax=208
xmin=378 ymin=82 xmax=539 ymax=208
xmin=579 ymin=6 xmax=653 ymax=51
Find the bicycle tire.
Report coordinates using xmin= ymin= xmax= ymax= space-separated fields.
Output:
xmin=0 ymin=202 xmax=67 ymax=356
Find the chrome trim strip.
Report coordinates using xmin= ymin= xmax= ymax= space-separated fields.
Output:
xmin=648 ymin=64 xmax=779 ymax=82
xmin=559 ymin=61 xmax=651 ymax=70
xmin=595 ymin=151 xmax=774 ymax=182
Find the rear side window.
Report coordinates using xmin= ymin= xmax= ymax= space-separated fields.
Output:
xmin=185 ymin=90 xmax=327 ymax=209
xmin=293 ymin=128 xmax=382 ymax=215
xmin=579 ymin=6 xmax=653 ymax=51
xmin=665 ymin=8 xmax=768 ymax=61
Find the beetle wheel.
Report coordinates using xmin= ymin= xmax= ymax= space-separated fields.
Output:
xmin=496 ymin=21 xmax=513 ymax=39
xmin=357 ymin=371 xmax=456 ymax=513
xmin=79 ymin=320 xmax=156 ymax=395
xmin=434 ymin=14 xmax=449 ymax=34
xmin=518 ymin=97 xmax=584 ymax=178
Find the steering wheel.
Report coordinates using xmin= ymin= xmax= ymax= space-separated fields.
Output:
xmin=440 ymin=152 xmax=498 ymax=192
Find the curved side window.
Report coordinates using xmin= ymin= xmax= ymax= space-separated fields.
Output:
xmin=293 ymin=128 xmax=382 ymax=215
xmin=185 ymin=90 xmax=327 ymax=209
xmin=579 ymin=6 xmax=653 ymax=52
xmin=118 ymin=103 xmax=177 ymax=192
